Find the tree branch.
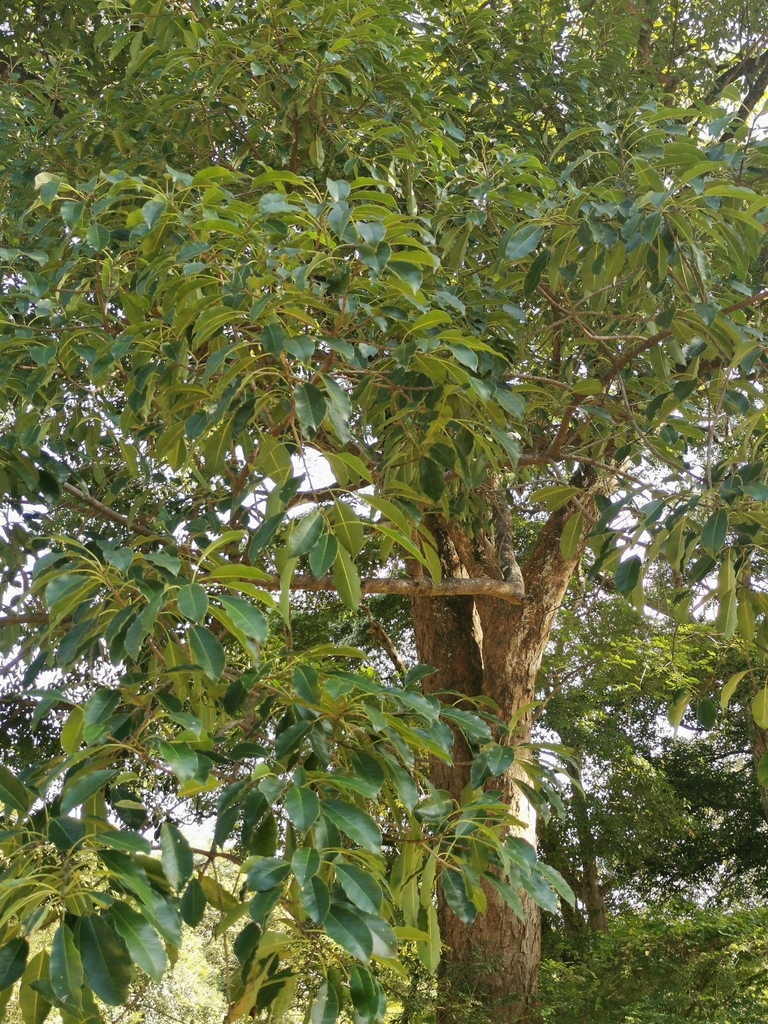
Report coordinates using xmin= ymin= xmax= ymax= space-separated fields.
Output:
xmin=603 ymin=288 xmax=768 ymax=382
xmin=61 ymin=483 xmax=162 ymax=540
xmin=264 ymin=574 xmax=526 ymax=604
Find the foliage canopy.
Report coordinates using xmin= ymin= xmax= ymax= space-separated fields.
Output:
xmin=2 ymin=0 xmax=768 ymax=1019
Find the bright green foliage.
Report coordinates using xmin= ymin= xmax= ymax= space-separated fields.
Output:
xmin=1 ymin=0 xmax=768 ymax=1019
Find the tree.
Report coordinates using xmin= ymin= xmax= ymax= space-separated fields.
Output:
xmin=538 ymin=593 xmax=768 ymax=928
xmin=2 ymin=0 xmax=768 ymax=1021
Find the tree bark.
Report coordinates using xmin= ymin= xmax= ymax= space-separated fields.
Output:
xmin=569 ymin=763 xmax=608 ymax=932
xmin=747 ymin=712 xmax=768 ymax=824
xmin=411 ymin=489 xmax=595 ymax=1022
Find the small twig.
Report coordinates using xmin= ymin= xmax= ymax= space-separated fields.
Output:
xmin=364 ymin=605 xmax=406 ymax=674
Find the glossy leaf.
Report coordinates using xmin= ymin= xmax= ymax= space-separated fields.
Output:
xmin=160 ymin=822 xmax=194 ymax=891
xmin=77 ymin=915 xmax=134 ymax=1006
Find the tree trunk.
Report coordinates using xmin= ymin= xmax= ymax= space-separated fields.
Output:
xmin=411 ymin=491 xmax=594 ymax=1022
xmin=747 ymin=712 xmax=768 ymax=823
xmin=569 ymin=764 xmax=608 ymax=932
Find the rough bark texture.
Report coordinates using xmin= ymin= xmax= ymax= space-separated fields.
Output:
xmin=411 ymin=487 xmax=596 ymax=1022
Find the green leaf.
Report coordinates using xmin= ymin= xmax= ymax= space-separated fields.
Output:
xmin=310 ymin=980 xmax=339 ymax=1024
xmin=440 ymin=868 xmax=477 ymax=925
xmin=559 ymin=510 xmax=583 ymax=561
xmin=419 ymin=457 xmax=444 ymax=502
xmin=721 ymin=670 xmax=748 ymax=710
xmin=615 ymin=555 xmax=641 ymax=596
xmin=503 ymin=224 xmax=544 ymax=261
xmin=321 ymin=799 xmax=382 ymax=853
xmin=470 ymin=744 xmax=515 ymax=789
xmin=330 ymin=501 xmax=365 ymax=556
xmin=95 ymin=830 xmax=151 ymax=855
xmin=334 ymin=863 xmax=383 ymax=916
xmin=753 ymin=687 xmax=768 ymax=729
xmin=294 ymin=383 xmax=328 ymax=431
xmin=51 ymin=925 xmax=82 ymax=1011
xmin=177 ymin=583 xmax=208 ymax=623
xmin=701 ymin=509 xmax=728 ymax=557
xmin=284 ymin=786 xmax=321 ymax=834
xmin=758 ymin=751 xmax=768 ymax=789
xmin=0 ymin=937 xmax=29 ymax=991
xmin=309 ymin=534 xmax=338 ymax=577
xmin=192 ymin=305 xmax=244 ymax=346
xmin=667 ymin=692 xmax=689 ymax=729
xmin=324 ymin=905 xmax=373 ymax=962
xmin=332 ymin=546 xmax=362 ymax=611
xmin=389 ymin=260 xmax=423 ymax=294
xmin=180 ymin=878 xmax=207 ymax=927
xmin=696 ymin=697 xmax=717 ymax=730
xmin=247 ymin=858 xmax=291 ymax=891
xmin=292 ymin=847 xmax=321 ymax=888
xmin=86 ymin=223 xmax=111 ymax=251
xmin=60 ymin=769 xmax=117 ymax=815
xmin=19 ymin=951 xmax=50 ymax=1024
xmin=288 ymin=512 xmax=324 ymax=558
xmin=0 ymin=764 xmax=31 ymax=816
xmin=109 ymin=901 xmax=167 ymax=983
xmin=349 ymin=964 xmax=384 ymax=1024
xmin=160 ymin=822 xmax=194 ymax=890
xmin=300 ymin=876 xmax=330 ymax=924
xmin=188 ymin=624 xmax=226 ymax=679
xmin=77 ymin=915 xmax=134 ymax=1006
xmin=137 ymin=892 xmax=181 ymax=948
xmin=217 ymin=596 xmax=268 ymax=642
xmin=49 ymin=817 xmax=86 ymax=852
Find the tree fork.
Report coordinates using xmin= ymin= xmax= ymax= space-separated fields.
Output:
xmin=411 ymin=492 xmax=596 ymax=1021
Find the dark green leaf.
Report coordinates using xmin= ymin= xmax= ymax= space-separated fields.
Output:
xmin=160 ymin=822 xmax=193 ymax=890
xmin=284 ymin=786 xmax=321 ymax=834
xmin=504 ymin=224 xmax=544 ymax=261
xmin=294 ymin=383 xmax=328 ymax=431
xmin=349 ymin=964 xmax=384 ymax=1024
xmin=50 ymin=925 xmax=82 ymax=1010
xmin=309 ymin=534 xmax=338 ymax=577
xmin=292 ymin=847 xmax=321 ymax=888
xmin=188 ymin=624 xmax=226 ymax=679
xmin=288 ymin=512 xmax=324 ymax=558
xmin=300 ymin=876 xmax=330 ymax=924
xmin=0 ymin=765 xmax=31 ymax=816
xmin=419 ymin=457 xmax=444 ymax=502
xmin=615 ymin=555 xmax=642 ymax=595
xmin=180 ymin=878 xmax=207 ymax=927
xmin=0 ymin=938 xmax=29 ymax=991
xmin=177 ymin=583 xmax=208 ymax=623
xmin=440 ymin=868 xmax=477 ymax=925
xmin=217 ymin=596 xmax=268 ymax=642
xmin=60 ymin=769 xmax=117 ymax=815
xmin=334 ymin=863 xmax=383 ymax=916
xmin=324 ymin=905 xmax=373 ymax=962
xmin=77 ymin=915 xmax=133 ymax=1006
xmin=247 ymin=858 xmax=291 ymax=892
xmin=701 ymin=509 xmax=728 ymax=557
xmin=109 ymin=901 xmax=167 ymax=983
xmin=321 ymin=800 xmax=382 ymax=853
xmin=696 ymin=697 xmax=717 ymax=731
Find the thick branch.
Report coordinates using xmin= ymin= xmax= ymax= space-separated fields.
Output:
xmin=266 ymin=574 xmax=526 ymax=604
xmin=0 ymin=613 xmax=48 ymax=627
